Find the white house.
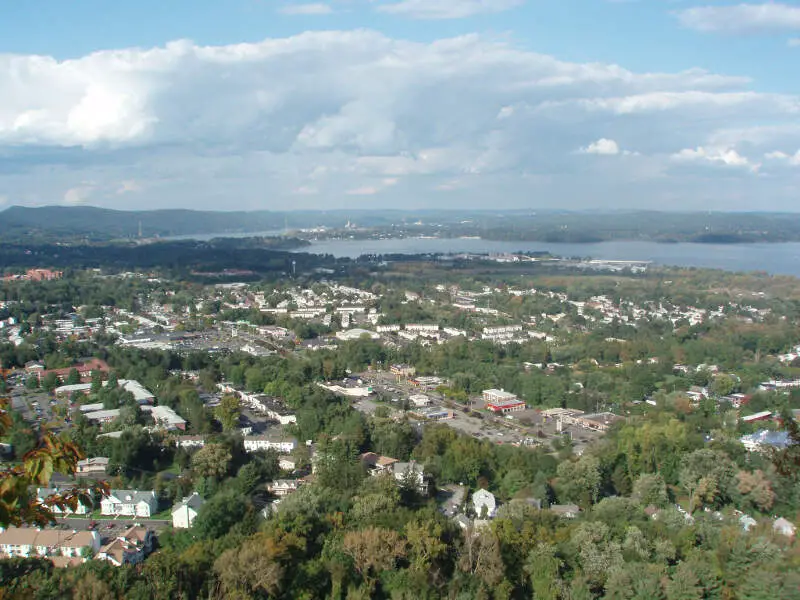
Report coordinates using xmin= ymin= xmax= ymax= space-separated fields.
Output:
xmin=36 ymin=488 xmax=91 ymax=515
xmin=472 ymin=489 xmax=497 ymax=519
xmin=171 ymin=493 xmax=204 ymax=529
xmin=268 ymin=479 xmax=304 ymax=497
xmin=774 ymin=517 xmax=796 ymax=538
xmin=101 ymin=490 xmax=158 ymax=518
xmin=391 ymin=461 xmax=427 ymax=494
xmin=76 ymin=457 xmax=109 ymax=475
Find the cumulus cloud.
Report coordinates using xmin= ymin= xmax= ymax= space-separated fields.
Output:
xmin=579 ymin=138 xmax=620 ymax=155
xmin=0 ymin=30 xmax=798 ymax=210
xmin=279 ymin=3 xmax=334 ymax=15
xmin=677 ymin=3 xmax=800 ymax=34
xmin=63 ymin=184 xmax=95 ymax=205
xmin=375 ymin=0 xmax=523 ymax=19
xmin=765 ymin=150 xmax=800 ymax=165
xmin=672 ymin=146 xmax=758 ymax=171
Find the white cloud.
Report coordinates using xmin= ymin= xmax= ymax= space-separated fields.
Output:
xmin=279 ymin=3 xmax=334 ymax=15
xmin=346 ymin=185 xmax=381 ymax=195
xmin=677 ymin=3 xmax=800 ymax=34
xmin=672 ymin=146 xmax=758 ymax=171
xmin=580 ymin=138 xmax=620 ymax=155
xmin=375 ymin=0 xmax=523 ymax=19
xmin=0 ymin=30 xmax=798 ymax=210
xmin=116 ymin=179 xmax=141 ymax=195
xmin=0 ymin=194 xmax=7 ymax=206
xmin=63 ymin=185 xmax=95 ymax=205
xmin=765 ymin=150 xmax=800 ymax=165
xmin=790 ymin=38 xmax=800 ymax=47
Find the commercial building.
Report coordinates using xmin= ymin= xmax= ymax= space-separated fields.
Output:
xmin=483 ymin=389 xmax=526 ymax=413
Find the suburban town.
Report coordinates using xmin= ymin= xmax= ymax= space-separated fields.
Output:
xmin=1 ymin=257 xmax=798 ymax=600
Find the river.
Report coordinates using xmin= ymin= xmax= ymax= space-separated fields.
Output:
xmin=292 ymin=238 xmax=800 ymax=277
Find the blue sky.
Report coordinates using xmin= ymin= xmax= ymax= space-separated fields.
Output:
xmin=1 ymin=0 xmax=799 ymax=211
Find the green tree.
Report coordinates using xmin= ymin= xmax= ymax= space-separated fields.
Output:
xmin=66 ymin=368 xmax=80 ymax=386
xmin=190 ymin=443 xmax=232 ymax=480
xmin=214 ymin=394 xmax=241 ymax=432
xmin=557 ymin=454 xmax=601 ymax=506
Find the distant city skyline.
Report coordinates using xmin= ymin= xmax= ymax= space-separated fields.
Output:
xmin=1 ymin=1 xmax=799 ymax=211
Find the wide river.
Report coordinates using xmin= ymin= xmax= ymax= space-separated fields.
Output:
xmin=293 ymin=238 xmax=800 ymax=278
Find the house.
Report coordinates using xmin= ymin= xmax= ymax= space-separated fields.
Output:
xmin=549 ymin=504 xmax=581 ymax=519
xmin=268 ymin=479 xmax=304 ymax=497
xmin=243 ymin=433 xmax=298 ymax=454
xmin=0 ymin=527 xmax=100 ymax=561
xmin=172 ymin=493 xmax=204 ymax=529
xmin=773 ymin=517 xmax=796 ymax=538
xmin=76 ymin=457 xmax=109 ymax=475
xmin=97 ymin=526 xmax=155 ymax=566
xmin=361 ymin=453 xmax=400 ymax=476
xmin=36 ymin=488 xmax=91 ymax=515
xmin=101 ymin=490 xmax=158 ymax=518
xmin=279 ymin=456 xmax=298 ymax=471
xmin=483 ymin=389 xmax=526 ymax=414
xmin=391 ymin=461 xmax=428 ymax=494
xmin=472 ymin=489 xmax=497 ymax=519
xmin=739 ymin=514 xmax=757 ymax=532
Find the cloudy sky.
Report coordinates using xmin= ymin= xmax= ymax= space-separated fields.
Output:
xmin=1 ymin=0 xmax=799 ymax=212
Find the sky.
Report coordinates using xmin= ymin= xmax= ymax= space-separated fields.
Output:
xmin=1 ymin=0 xmax=799 ymax=212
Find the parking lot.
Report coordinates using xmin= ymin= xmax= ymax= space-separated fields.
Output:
xmin=358 ymin=369 xmax=607 ymax=452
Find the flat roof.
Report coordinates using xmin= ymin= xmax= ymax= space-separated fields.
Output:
xmin=483 ymin=389 xmax=518 ymax=399
xmin=487 ymin=398 xmax=525 ymax=408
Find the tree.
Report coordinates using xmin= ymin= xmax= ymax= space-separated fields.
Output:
xmin=66 ymin=368 xmax=80 ymax=385
xmin=214 ymin=394 xmax=241 ymax=432
xmin=679 ymin=449 xmax=735 ymax=513
xmin=524 ymin=543 xmax=562 ymax=600
xmin=192 ymin=491 xmax=249 ymax=539
xmin=342 ymin=527 xmax=406 ymax=590
xmin=557 ymin=454 xmax=601 ymax=506
xmin=735 ymin=469 xmax=775 ymax=512
xmin=632 ymin=473 xmax=669 ymax=508
xmin=0 ymin=399 xmax=108 ymax=527
xmin=41 ymin=372 xmax=59 ymax=393
xmin=457 ymin=528 xmax=505 ymax=588
xmin=190 ymin=443 xmax=232 ymax=480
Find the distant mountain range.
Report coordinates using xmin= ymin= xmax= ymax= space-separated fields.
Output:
xmin=4 ymin=205 xmax=800 ymax=244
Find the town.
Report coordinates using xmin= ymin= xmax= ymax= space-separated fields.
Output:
xmin=1 ymin=260 xmax=798 ymax=598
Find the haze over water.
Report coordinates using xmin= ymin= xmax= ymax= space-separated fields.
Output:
xmin=293 ymin=238 xmax=800 ymax=278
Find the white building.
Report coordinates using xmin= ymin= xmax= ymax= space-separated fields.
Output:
xmin=171 ymin=493 xmax=204 ymax=529
xmin=409 ymin=394 xmax=431 ymax=408
xmin=774 ymin=517 xmax=796 ymax=538
xmin=101 ymin=490 xmax=158 ymax=518
xmin=0 ymin=527 xmax=101 ymax=560
xmin=268 ymin=479 xmax=304 ymax=497
xmin=36 ymin=488 xmax=91 ymax=515
xmin=472 ymin=489 xmax=497 ymax=519
xmin=243 ymin=434 xmax=298 ymax=454
xmin=144 ymin=405 xmax=187 ymax=431
xmin=76 ymin=457 xmax=109 ymax=475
